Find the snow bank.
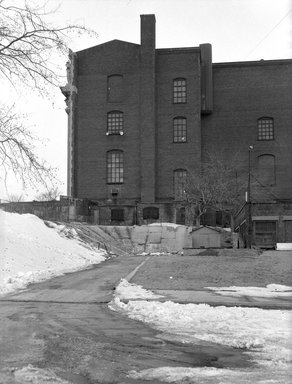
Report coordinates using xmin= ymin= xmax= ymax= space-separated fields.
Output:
xmin=110 ymin=292 xmax=291 ymax=384
xmin=110 ymin=298 xmax=290 ymax=359
xmin=148 ymin=222 xmax=181 ymax=228
xmin=12 ymin=364 xmax=70 ymax=383
xmin=127 ymin=366 xmax=289 ymax=383
xmin=0 ymin=211 xmax=106 ymax=295
xmin=206 ymin=284 xmax=292 ymax=298
xmin=114 ymin=278 xmax=164 ymax=300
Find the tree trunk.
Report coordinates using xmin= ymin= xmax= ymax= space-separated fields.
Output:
xmin=195 ymin=215 xmax=201 ymax=227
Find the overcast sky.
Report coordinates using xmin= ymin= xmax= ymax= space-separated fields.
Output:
xmin=1 ymin=0 xmax=291 ymax=201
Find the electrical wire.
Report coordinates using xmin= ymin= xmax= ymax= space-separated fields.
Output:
xmin=245 ymin=8 xmax=292 ymax=59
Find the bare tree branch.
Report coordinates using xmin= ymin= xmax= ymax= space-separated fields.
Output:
xmin=184 ymin=152 xmax=275 ymax=226
xmin=0 ymin=103 xmax=56 ymax=189
xmin=0 ymin=0 xmax=98 ymax=93
xmin=0 ymin=1 xmax=98 ymax=190
xmin=35 ymin=186 xmax=61 ymax=201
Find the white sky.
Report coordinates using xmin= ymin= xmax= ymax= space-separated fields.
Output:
xmin=1 ymin=0 xmax=291 ymax=201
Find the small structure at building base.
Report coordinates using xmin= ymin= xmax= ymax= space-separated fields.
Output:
xmin=183 ymin=226 xmax=232 ymax=252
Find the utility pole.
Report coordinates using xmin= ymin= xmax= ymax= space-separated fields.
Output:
xmin=247 ymin=145 xmax=254 ymax=248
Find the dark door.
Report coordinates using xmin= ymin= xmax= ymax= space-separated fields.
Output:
xmin=254 ymin=221 xmax=277 ymax=247
xmin=284 ymin=221 xmax=292 ymax=242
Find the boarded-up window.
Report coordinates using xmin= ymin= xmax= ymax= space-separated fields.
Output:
xmin=176 ymin=207 xmax=185 ymax=224
xmin=284 ymin=221 xmax=292 ymax=242
xmin=107 ymin=75 xmax=123 ymax=102
xmin=258 ymin=154 xmax=275 ymax=185
xmin=143 ymin=207 xmax=159 ymax=220
xmin=111 ymin=208 xmax=124 ymax=222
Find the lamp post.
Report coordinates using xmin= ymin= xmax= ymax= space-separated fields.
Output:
xmin=247 ymin=145 xmax=254 ymax=248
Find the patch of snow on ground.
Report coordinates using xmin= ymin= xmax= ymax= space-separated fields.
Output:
xmin=114 ymin=279 xmax=164 ymax=300
xmin=127 ymin=366 xmax=289 ymax=383
xmin=13 ymin=364 xmax=71 ymax=383
xmin=148 ymin=222 xmax=181 ymax=228
xmin=206 ymin=284 xmax=292 ymax=298
xmin=110 ymin=298 xmax=292 ymax=376
xmin=0 ymin=211 xmax=106 ymax=296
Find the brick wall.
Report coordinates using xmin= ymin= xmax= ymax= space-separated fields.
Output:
xmin=156 ymin=49 xmax=202 ymax=200
xmin=202 ymin=60 xmax=292 ymax=201
xmin=75 ymin=41 xmax=141 ymax=201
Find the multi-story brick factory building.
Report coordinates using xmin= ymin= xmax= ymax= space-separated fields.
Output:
xmin=61 ymin=14 xmax=292 ymax=248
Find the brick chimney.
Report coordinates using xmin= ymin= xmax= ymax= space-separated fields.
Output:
xmin=141 ymin=14 xmax=156 ymax=53
xmin=139 ymin=14 xmax=156 ymax=203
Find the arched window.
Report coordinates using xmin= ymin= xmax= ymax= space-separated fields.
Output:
xmin=173 ymin=169 xmax=187 ymax=200
xmin=257 ymin=117 xmax=274 ymax=141
xmin=258 ymin=154 xmax=275 ymax=185
xmin=107 ymin=150 xmax=124 ymax=183
xmin=173 ymin=117 xmax=187 ymax=142
xmin=107 ymin=75 xmax=123 ymax=102
xmin=173 ymin=78 xmax=187 ymax=103
xmin=107 ymin=111 xmax=123 ymax=135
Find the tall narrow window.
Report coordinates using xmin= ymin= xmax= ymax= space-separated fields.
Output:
xmin=173 ymin=78 xmax=187 ymax=103
xmin=173 ymin=117 xmax=187 ymax=142
xmin=257 ymin=117 xmax=274 ymax=140
xmin=107 ymin=75 xmax=123 ymax=102
xmin=107 ymin=150 xmax=124 ymax=183
xmin=258 ymin=154 xmax=275 ymax=185
xmin=174 ymin=169 xmax=187 ymax=200
xmin=107 ymin=111 xmax=123 ymax=135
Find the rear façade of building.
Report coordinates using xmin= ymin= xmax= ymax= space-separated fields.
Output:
xmin=60 ymin=14 xmax=292 ymax=248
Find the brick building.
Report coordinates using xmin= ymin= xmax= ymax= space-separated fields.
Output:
xmin=61 ymin=14 xmax=292 ymax=247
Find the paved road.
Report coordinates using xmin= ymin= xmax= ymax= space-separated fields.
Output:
xmin=0 ymin=255 xmax=253 ymax=384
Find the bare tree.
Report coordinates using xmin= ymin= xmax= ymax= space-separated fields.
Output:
xmin=184 ymin=153 xmax=275 ymax=227
xmin=185 ymin=154 xmax=243 ymax=226
xmin=0 ymin=103 xmax=56 ymax=188
xmin=0 ymin=0 xmax=97 ymax=92
xmin=0 ymin=0 xmax=97 ymax=189
xmin=35 ymin=186 xmax=61 ymax=201
xmin=7 ymin=193 xmax=24 ymax=202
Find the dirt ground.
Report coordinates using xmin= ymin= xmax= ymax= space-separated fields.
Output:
xmin=131 ymin=249 xmax=292 ymax=290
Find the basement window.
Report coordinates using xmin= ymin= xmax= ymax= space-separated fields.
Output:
xmin=143 ymin=207 xmax=159 ymax=220
xmin=111 ymin=208 xmax=124 ymax=222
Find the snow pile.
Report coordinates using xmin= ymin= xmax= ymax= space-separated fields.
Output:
xmin=111 ymin=297 xmax=291 ymax=381
xmin=0 ymin=211 xmax=106 ymax=295
xmin=110 ymin=281 xmax=292 ymax=383
xmin=12 ymin=364 xmax=70 ymax=383
xmin=127 ymin=366 xmax=289 ymax=383
xmin=44 ymin=220 xmax=79 ymax=239
xmin=148 ymin=222 xmax=181 ymax=228
xmin=114 ymin=278 xmax=164 ymax=300
xmin=206 ymin=284 xmax=292 ymax=298
xmin=110 ymin=298 xmax=291 ymax=359
xmin=137 ymin=252 xmax=170 ymax=256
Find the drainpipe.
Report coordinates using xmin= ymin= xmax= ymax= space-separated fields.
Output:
xmin=247 ymin=146 xmax=254 ymax=248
